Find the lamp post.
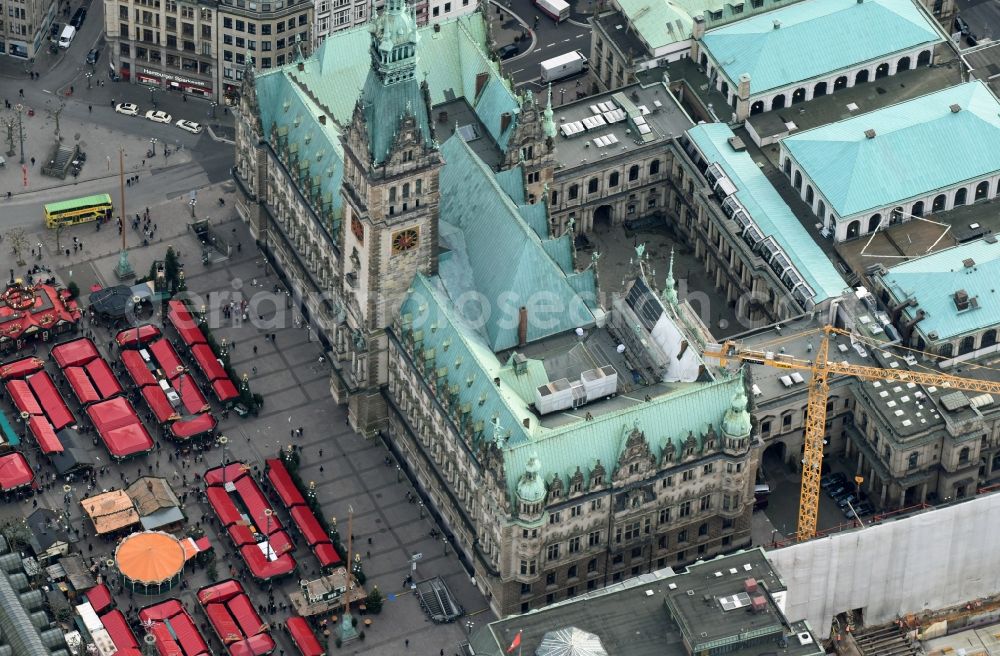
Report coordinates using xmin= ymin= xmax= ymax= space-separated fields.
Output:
xmin=465 ymin=620 xmax=474 ymax=635
xmin=209 ymin=101 xmax=217 ymax=118
xmin=218 ymin=435 xmax=229 ymax=484
xmin=86 ymin=72 xmax=94 ymax=89
xmin=189 ymin=198 xmax=197 ymax=218
xmin=150 ymin=138 xmax=157 ymax=156
xmin=149 ymin=86 xmax=157 ymax=106
xmin=114 ymin=146 xmax=135 ymax=280
xmin=14 ymin=103 xmax=24 ymax=165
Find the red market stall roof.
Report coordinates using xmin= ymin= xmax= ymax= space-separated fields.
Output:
xmin=139 ymin=600 xmax=210 ymax=656
xmin=0 ymin=283 xmax=81 ymax=343
xmin=87 ymin=397 xmax=153 ymax=458
xmin=227 ymin=524 xmax=257 ymax=547
xmin=212 ymin=378 xmax=239 ymax=403
xmin=142 ymin=385 xmax=179 ymax=423
xmin=86 ymin=583 xmax=113 ymax=614
xmin=64 ymin=367 xmax=101 ymax=405
xmin=229 ymin=634 xmax=276 ymax=656
xmin=28 ymin=416 xmax=63 ymax=454
xmin=205 ymin=604 xmax=242 ymax=645
xmin=197 ymin=579 xmax=243 ymax=605
xmin=204 ymin=462 xmax=249 ymax=486
xmin=234 ymin=476 xmax=281 ymax=534
xmin=149 ymin=339 xmax=184 ymax=380
xmin=177 ymin=374 xmax=209 ymax=414
xmin=228 ymin=593 xmax=267 ymax=641
xmin=0 ymin=357 xmax=44 ymax=381
xmin=264 ymin=529 xmax=293 ymax=556
xmin=100 ymin=609 xmax=139 ymax=651
xmin=170 ymin=413 xmax=216 ymax=440
xmin=314 ymin=542 xmax=342 ymax=568
xmin=265 ymin=459 xmax=306 ymax=508
xmin=86 ymin=358 xmax=122 ymax=398
xmin=6 ymin=379 xmax=41 ymax=416
xmin=287 ymin=617 xmax=324 ymax=656
xmin=89 ymin=396 xmax=142 ymax=432
xmin=116 ymin=324 xmax=161 ymax=348
xmin=50 ymin=338 xmax=99 ymax=368
xmin=239 ymin=543 xmax=296 ymax=580
xmin=206 ymin=487 xmax=243 ymax=528
xmin=168 ymin=301 xmax=207 ymax=347
xmin=0 ymin=452 xmax=33 ymax=491
xmin=290 ymin=506 xmax=328 ymax=547
xmin=190 ymin=343 xmax=227 ymax=382
xmin=121 ymin=350 xmax=158 ymax=388
xmin=27 ymin=371 xmax=74 ymax=430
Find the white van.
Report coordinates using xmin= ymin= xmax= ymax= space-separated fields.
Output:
xmin=58 ymin=25 xmax=76 ymax=49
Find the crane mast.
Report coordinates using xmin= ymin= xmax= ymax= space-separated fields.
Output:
xmin=704 ymin=325 xmax=1000 ymax=542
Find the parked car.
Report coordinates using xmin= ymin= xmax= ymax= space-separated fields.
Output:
xmin=115 ymin=103 xmax=139 ymax=116
xmin=49 ymin=22 xmax=61 ymax=42
xmin=86 ymin=48 xmax=100 ymax=65
xmin=954 ymin=15 xmax=969 ymax=35
xmin=497 ymin=43 xmax=519 ymax=60
xmin=826 ymin=484 xmax=847 ymax=499
xmin=175 ymin=119 xmax=203 ymax=134
xmin=70 ymin=7 xmax=86 ymax=28
xmin=836 ymin=493 xmax=859 ymax=509
xmin=821 ymin=472 xmax=847 ymax=490
xmin=844 ymin=502 xmax=874 ymax=519
xmin=145 ymin=110 xmax=173 ymax=123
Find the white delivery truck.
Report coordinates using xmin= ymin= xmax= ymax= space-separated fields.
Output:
xmin=540 ymin=51 xmax=586 ymax=83
xmin=533 ymin=0 xmax=569 ymax=22
xmin=58 ymin=25 xmax=76 ymax=48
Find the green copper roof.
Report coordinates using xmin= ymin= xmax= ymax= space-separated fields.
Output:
xmin=360 ymin=71 xmax=432 ymax=166
xmin=879 ymin=238 xmax=1000 ymax=342
xmin=518 ymin=203 xmax=549 ymax=240
xmin=399 ymin=274 xmax=750 ymax=504
xmin=721 ymin=390 xmax=751 ymax=438
xmin=782 ymin=80 xmax=1000 ymax=218
xmin=701 ymin=0 xmax=942 ymax=95
xmin=495 ymin=167 xmax=526 ymax=204
xmin=438 ymin=135 xmax=596 ymax=351
xmin=614 ymin=0 xmax=728 ymax=52
xmin=686 ymin=122 xmax=845 ymax=304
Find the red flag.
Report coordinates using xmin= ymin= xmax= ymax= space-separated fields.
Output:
xmin=506 ymin=631 xmax=522 ymax=653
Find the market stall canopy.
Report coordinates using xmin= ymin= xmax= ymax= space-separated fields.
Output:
xmin=89 ymin=286 xmax=140 ymax=319
xmin=82 ymin=489 xmax=140 ymax=534
xmin=0 ymin=452 xmax=33 ymax=490
xmin=115 ymin=324 xmax=161 ymax=348
xmin=115 ymin=531 xmax=185 ymax=584
xmin=50 ymin=338 xmax=99 ymax=368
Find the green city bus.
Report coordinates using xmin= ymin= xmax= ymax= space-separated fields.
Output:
xmin=44 ymin=193 xmax=113 ymax=228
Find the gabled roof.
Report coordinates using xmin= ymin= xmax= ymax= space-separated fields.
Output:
xmin=783 ymin=80 xmax=1000 ymax=217
xmin=879 ymin=237 xmax=1000 ymax=341
xmin=686 ymin=123 xmax=845 ymax=303
xmin=438 ymin=135 xmax=596 ymax=351
xmin=701 ymin=0 xmax=941 ymax=95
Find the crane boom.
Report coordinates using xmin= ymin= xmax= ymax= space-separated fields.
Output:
xmin=703 ymin=325 xmax=1000 ymax=541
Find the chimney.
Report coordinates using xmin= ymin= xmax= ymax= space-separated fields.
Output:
xmin=751 ymin=595 xmax=767 ymax=613
xmin=297 ymin=61 xmax=304 ymax=72
xmin=494 ymin=377 xmax=501 ymax=387
xmin=890 ymin=297 xmax=915 ymax=322
xmin=951 ymin=104 xmax=962 ymax=113
xmin=691 ymin=15 xmax=705 ymax=40
xmin=475 ymin=71 xmax=489 ymax=98
xmin=954 ymin=290 xmax=970 ymax=311
xmin=518 ymin=306 xmax=528 ymax=347
xmin=434 ymin=22 xmax=441 ymax=32
xmin=523 ymin=418 xmax=530 ymax=429
xmin=318 ymin=114 xmax=327 ymax=125
xmin=772 ymin=19 xmax=781 ymax=29
xmin=744 ymin=578 xmax=758 ymax=594
xmin=864 ymin=129 xmax=876 ymax=139
xmin=501 ymin=112 xmax=513 ymax=133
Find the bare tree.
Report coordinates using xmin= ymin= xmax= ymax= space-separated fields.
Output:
xmin=6 ymin=228 xmax=27 ymax=266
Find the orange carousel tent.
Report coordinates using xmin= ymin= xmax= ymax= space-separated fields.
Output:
xmin=115 ymin=531 xmax=186 ymax=594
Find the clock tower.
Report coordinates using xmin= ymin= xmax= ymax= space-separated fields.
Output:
xmin=336 ymin=0 xmax=442 ymax=431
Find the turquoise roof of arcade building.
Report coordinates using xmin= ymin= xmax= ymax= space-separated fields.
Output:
xmin=398 ymin=274 xmax=749 ymax=504
xmin=782 ymin=81 xmax=1000 ymax=218
xmin=437 ymin=135 xmax=597 ymax=351
xmin=878 ymin=238 xmax=1000 ymax=342
xmin=686 ymin=123 xmax=845 ymax=304
xmin=700 ymin=0 xmax=942 ymax=95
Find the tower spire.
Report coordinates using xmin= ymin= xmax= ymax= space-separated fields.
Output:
xmin=542 ymin=83 xmax=556 ymax=139
xmin=663 ymin=247 xmax=678 ymax=308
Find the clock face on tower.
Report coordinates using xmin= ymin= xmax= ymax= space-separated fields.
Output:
xmin=391 ymin=227 xmax=419 ymax=255
xmin=351 ymin=216 xmax=364 ymax=244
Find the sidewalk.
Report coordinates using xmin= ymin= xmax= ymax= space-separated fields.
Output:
xmin=487 ymin=1 xmax=532 ymax=53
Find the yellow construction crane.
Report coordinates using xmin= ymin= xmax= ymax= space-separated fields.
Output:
xmin=704 ymin=325 xmax=1000 ymax=542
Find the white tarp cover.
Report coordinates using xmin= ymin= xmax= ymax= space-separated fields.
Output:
xmin=767 ymin=493 xmax=1000 ymax=638
xmin=535 ymin=626 xmax=608 ymax=656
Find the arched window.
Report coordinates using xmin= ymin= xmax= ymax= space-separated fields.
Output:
xmin=771 ymin=94 xmax=786 ymax=110
xmin=868 ymin=214 xmax=882 ymax=233
xmin=982 ymin=329 xmax=997 ymax=348
xmin=628 ymin=165 xmax=639 ymax=181
xmin=609 ymin=171 xmax=620 ymax=187
xmin=550 ymin=190 xmax=558 ymax=205
xmin=911 ymin=201 xmax=924 ymax=217
xmin=817 ymin=200 xmax=826 ymax=219
xmin=805 ymin=185 xmax=814 ymax=204
xmin=959 ymin=447 xmax=970 ymax=464
xmin=569 ymin=184 xmax=579 ymax=200
xmin=932 ymin=194 xmax=946 ymax=212
xmin=975 ymin=180 xmax=990 ymax=201
xmin=649 ymin=159 xmax=660 ymax=175
xmin=402 ymin=182 xmax=410 ymax=198
xmin=939 ymin=343 xmax=953 ymax=358
xmin=793 ymin=171 xmax=802 ymax=191
xmin=955 ymin=187 xmax=968 ymax=206
xmin=960 ymin=335 xmax=976 ymax=355
xmin=917 ymin=50 xmax=932 ymax=66
xmin=588 ymin=178 xmax=599 ymax=194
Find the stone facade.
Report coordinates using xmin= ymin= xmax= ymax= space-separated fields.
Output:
xmin=0 ymin=0 xmax=56 ymax=59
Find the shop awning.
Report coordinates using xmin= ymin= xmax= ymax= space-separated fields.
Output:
xmin=121 ymin=350 xmax=157 ymax=388
xmin=63 ymin=367 xmax=101 ymax=405
xmin=203 ymin=462 xmax=248 ymax=486
xmin=50 ymin=338 xmax=99 ymax=368
xmin=234 ymin=476 xmax=280 ymax=535
xmin=149 ymin=339 xmax=184 ymax=379
xmin=287 ymin=617 xmax=324 ymax=656
xmin=87 ymin=398 xmax=153 ymax=458
xmin=176 ymin=374 xmax=209 ymax=415
xmin=240 ymin=543 xmax=296 ymax=581
xmin=190 ymin=343 xmax=227 ymax=381
xmin=100 ymin=609 xmax=139 ymax=651
xmin=170 ymin=414 xmax=216 ymax=440
xmin=265 ymin=459 xmax=306 ymax=508
xmin=27 ymin=371 xmax=74 ymax=430
xmin=205 ymin=604 xmax=242 ymax=644
xmin=141 ymin=385 xmax=179 ymax=423
xmin=227 ymin=523 xmax=257 ymax=547
xmin=229 ymin=634 xmax=276 ymax=656
xmin=116 ymin=324 xmax=161 ymax=348
xmin=28 ymin=416 xmax=63 ymax=454
xmin=0 ymin=452 xmax=33 ymax=491
xmin=6 ymin=380 xmax=42 ymax=416
xmin=290 ymin=506 xmax=327 ymax=547
xmin=168 ymin=301 xmax=207 ymax=346
xmin=314 ymin=541 xmax=342 ymax=567
xmin=206 ymin=486 xmax=242 ymax=527
xmin=228 ymin=593 xmax=267 ymax=640
xmin=197 ymin=580 xmax=243 ymax=604
xmin=86 ymin=583 xmax=113 ymax=614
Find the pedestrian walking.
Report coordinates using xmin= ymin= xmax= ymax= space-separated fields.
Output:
xmin=88 ymin=104 xmax=92 ymax=113
xmin=18 ymin=89 xmax=23 ymax=98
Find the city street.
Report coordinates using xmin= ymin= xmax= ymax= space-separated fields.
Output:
xmin=494 ymin=0 xmax=592 ymax=90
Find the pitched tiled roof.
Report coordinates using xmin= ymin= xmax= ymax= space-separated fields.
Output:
xmin=782 ymin=80 xmax=1000 ymax=217
xmin=686 ymin=123 xmax=845 ymax=303
xmin=879 ymin=238 xmax=1000 ymax=341
xmin=438 ymin=135 xmax=596 ymax=350
xmin=701 ymin=0 xmax=942 ymax=95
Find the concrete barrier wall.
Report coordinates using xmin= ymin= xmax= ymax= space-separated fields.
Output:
xmin=767 ymin=492 xmax=1000 ymax=637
